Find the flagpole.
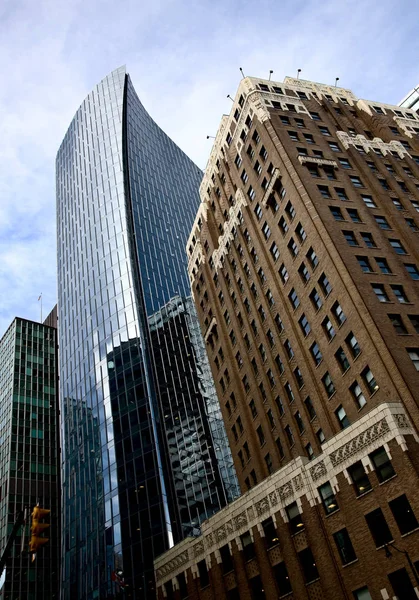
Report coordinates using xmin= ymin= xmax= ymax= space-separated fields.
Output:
xmin=38 ymin=294 xmax=42 ymax=323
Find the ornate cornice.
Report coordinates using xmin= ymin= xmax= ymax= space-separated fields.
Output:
xmin=336 ymin=132 xmax=411 ymax=159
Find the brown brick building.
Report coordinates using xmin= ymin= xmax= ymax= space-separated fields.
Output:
xmin=155 ymin=76 xmax=419 ymax=599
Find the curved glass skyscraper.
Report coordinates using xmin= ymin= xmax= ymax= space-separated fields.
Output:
xmin=56 ymin=67 xmax=238 ymax=599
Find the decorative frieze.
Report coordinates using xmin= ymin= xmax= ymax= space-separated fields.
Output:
xmin=155 ymin=402 xmax=418 ymax=588
xmin=261 ymin=167 xmax=281 ymax=207
xmin=394 ymin=115 xmax=419 ymax=139
xmin=187 ymin=240 xmax=205 ymax=284
xmin=298 ymin=156 xmax=338 ymax=168
xmin=336 ymin=131 xmax=410 ymax=158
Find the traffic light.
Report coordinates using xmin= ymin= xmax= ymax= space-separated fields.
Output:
xmin=29 ymin=506 xmax=50 ymax=559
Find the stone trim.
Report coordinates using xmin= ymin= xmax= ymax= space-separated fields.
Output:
xmin=298 ymin=156 xmax=338 ymax=168
xmin=261 ymin=167 xmax=282 ymax=207
xmin=155 ymin=402 xmax=418 ymax=587
xmin=212 ymin=189 xmax=247 ymax=271
xmin=336 ymin=132 xmax=410 ymax=159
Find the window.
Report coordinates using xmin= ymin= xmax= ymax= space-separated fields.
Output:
xmin=304 ymin=396 xmax=316 ymax=420
xmin=350 ymin=381 xmax=366 ymax=409
xmin=318 ymin=125 xmax=330 ymax=136
xmin=235 ymin=351 xmax=243 ymax=368
xmin=285 ymin=424 xmax=295 ymax=447
xmin=391 ymin=284 xmax=409 ymax=303
xmin=408 ymin=315 xmax=419 ymax=333
xmin=299 ymin=262 xmax=310 ymax=283
xmin=262 ymin=517 xmax=279 ymax=549
xmin=348 ymin=461 xmax=371 ymax=495
xmin=261 ymin=221 xmax=271 ymax=240
xmin=328 ymin=141 xmax=340 ymax=152
xmin=198 ymin=559 xmax=210 ymax=588
xmin=339 ymin=158 xmax=353 ymax=169
xmin=240 ymin=531 xmax=255 ymax=561
xmin=229 ymin=330 xmax=237 ymax=346
xmin=361 ymin=232 xmax=376 ymax=248
xmin=407 ymin=348 xmax=419 ymax=371
xmin=361 ymin=194 xmax=377 ymax=209
xmin=343 ymin=230 xmax=358 ymax=246
xmin=333 ymin=529 xmax=357 ymax=565
xmin=362 ymin=367 xmax=378 ymax=394
xmin=310 ymin=111 xmax=321 ymax=121
xmin=365 ymin=508 xmax=393 ymax=547
xmin=346 ymin=332 xmax=361 ymax=357
xmin=350 ymin=175 xmax=364 ymax=188
xmin=389 ymin=494 xmax=419 ymax=535
xmin=412 ymin=200 xmax=419 ymax=212
xmin=330 ymin=206 xmax=344 ymax=221
xmin=266 ymin=289 xmax=275 ymax=307
xmin=258 ymin=305 xmax=266 ymax=321
xmin=319 ymin=273 xmax=332 ymax=296
xmin=310 ymin=342 xmax=323 ymax=366
xmin=288 ymin=288 xmax=300 ymax=309
xmin=284 ymin=339 xmax=294 ymax=360
xmin=376 ymin=257 xmax=391 ymax=274
xmin=285 ymin=201 xmax=296 ymax=220
xmin=335 ymin=405 xmax=350 ymax=429
xmin=286 ymin=501 xmax=304 ymax=534
xmin=296 ymin=222 xmax=307 ymax=242
xmin=335 ymin=347 xmax=350 ymax=372
xmin=318 ymin=185 xmax=331 ymax=198
xmin=288 ymin=130 xmax=299 ymax=142
xmin=275 ymin=395 xmax=285 ymax=416
xmin=310 ymin=288 xmax=323 ymax=310
xmin=372 ymin=283 xmax=389 ymax=303
xmin=280 ymin=115 xmax=290 ymax=125
xmin=273 ymin=562 xmax=292 ymax=596
xmin=298 ymin=548 xmax=319 ymax=583
xmin=274 ymin=313 xmax=284 ymax=333
xmin=317 ymin=429 xmax=326 ymax=444
xmin=254 ymin=203 xmax=263 ymax=220
xmin=319 ymin=482 xmax=339 ymax=514
xmin=294 ymin=118 xmax=305 ymax=129
xmin=252 ymin=129 xmax=260 ymax=144
xmin=366 ymin=160 xmax=378 ymax=172
xmin=370 ymin=446 xmax=395 ymax=482
xmin=259 ymin=145 xmax=268 ymax=160
xmin=234 ymin=153 xmax=242 ymax=168
xmin=303 ymin=133 xmax=315 ymax=144
xmin=288 ymin=237 xmax=299 ymax=257
xmin=299 ymin=314 xmax=311 ymax=336
xmin=357 ymin=255 xmax=373 ymax=272
xmin=307 ymin=443 xmax=314 ymax=462
xmin=335 ymin=187 xmax=348 ymax=201
xmin=405 ymin=264 xmax=419 ymax=280
xmin=294 ymin=410 xmax=305 ymax=433
xmin=374 ymin=215 xmax=391 ymax=230
xmin=297 ymin=146 xmax=308 ymax=156
xmin=249 ymin=399 xmax=258 ymax=418
xmin=322 ymin=371 xmax=336 ymax=397
xmin=257 ymin=425 xmax=265 ymax=446
xmin=347 ymin=208 xmax=361 ymax=223
xmin=270 ymin=241 xmax=280 ymax=261
xmin=324 ymin=165 xmax=336 ymax=180
xmin=322 ymin=317 xmax=336 ymax=341
xmin=241 ymin=169 xmax=248 ymax=183
xmin=266 ymin=328 xmax=275 ymax=348
xmin=278 ymin=216 xmax=289 ymax=235
xmin=392 ymin=197 xmax=404 ymax=210
xmin=307 ymin=247 xmax=319 ymax=269
xmin=254 ymin=160 xmax=262 ymax=176
xmin=313 ymin=149 xmax=323 ymax=158
xmin=220 ymin=544 xmax=234 ymax=574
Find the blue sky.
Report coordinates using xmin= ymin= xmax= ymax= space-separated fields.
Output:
xmin=0 ymin=0 xmax=418 ymax=337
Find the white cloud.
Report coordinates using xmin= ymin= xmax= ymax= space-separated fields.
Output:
xmin=0 ymin=0 xmax=418 ymax=336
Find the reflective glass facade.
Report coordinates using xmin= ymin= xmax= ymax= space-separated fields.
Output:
xmin=56 ymin=67 xmax=238 ymax=599
xmin=0 ymin=318 xmax=60 ymax=599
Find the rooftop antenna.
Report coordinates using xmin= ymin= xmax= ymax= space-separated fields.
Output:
xmin=206 ymin=135 xmax=215 ymax=139
xmin=335 ymin=77 xmax=340 ymax=87
xmin=297 ymin=68 xmax=302 ymax=79
xmin=38 ymin=293 xmax=42 ymax=323
xmin=269 ymin=70 xmax=273 ymax=81
xmin=227 ymin=95 xmax=234 ymax=102
xmin=239 ymin=67 xmax=245 ymax=79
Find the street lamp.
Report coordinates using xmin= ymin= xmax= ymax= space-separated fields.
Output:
xmin=383 ymin=542 xmax=419 ymax=587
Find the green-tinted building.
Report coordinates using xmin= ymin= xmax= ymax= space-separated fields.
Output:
xmin=0 ymin=314 xmax=60 ymax=599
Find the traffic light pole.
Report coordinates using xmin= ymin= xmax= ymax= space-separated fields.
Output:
xmin=0 ymin=511 xmax=25 ymax=577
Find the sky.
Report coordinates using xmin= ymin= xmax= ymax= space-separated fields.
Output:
xmin=0 ymin=0 xmax=418 ymax=338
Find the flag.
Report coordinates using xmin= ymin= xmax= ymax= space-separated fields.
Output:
xmin=38 ymin=294 xmax=42 ymax=301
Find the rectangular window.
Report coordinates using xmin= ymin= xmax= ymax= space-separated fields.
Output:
xmin=273 ymin=562 xmax=292 ymax=595
xmin=334 ymin=529 xmax=357 ymax=565
xmin=261 ymin=221 xmax=271 ymax=240
xmin=369 ymin=446 xmax=395 ymax=482
xmin=299 ymin=314 xmax=311 ymax=336
xmin=298 ymin=548 xmax=319 ymax=583
xmin=288 ymin=288 xmax=300 ymax=309
xmin=335 ymin=347 xmax=350 ymax=372
xmin=407 ymin=348 xmax=419 ymax=371
xmin=319 ymin=482 xmax=339 ymax=514
xmin=270 ymin=242 xmax=280 ymax=261
xmin=357 ymin=256 xmax=373 ymax=272
xmin=286 ymin=501 xmax=304 ymax=534
xmin=405 ymin=264 xmax=419 ymax=280
xmin=220 ymin=544 xmax=234 ymax=574
xmin=288 ymin=130 xmax=299 ymax=142
xmin=408 ymin=315 xmax=419 ymax=333
xmin=374 ymin=215 xmax=391 ymax=230
xmin=318 ymin=125 xmax=331 ymax=136
xmin=310 ymin=111 xmax=321 ymax=121
xmin=339 ymin=158 xmax=352 ymax=169
xmin=322 ymin=317 xmax=336 ymax=341
xmin=350 ymin=381 xmax=367 ymax=409
xmin=304 ymin=396 xmax=316 ymax=420
xmin=391 ymin=284 xmax=409 ymax=303
xmin=343 ymin=230 xmax=358 ymax=246
xmin=350 ymin=175 xmax=363 ymax=187
xmin=278 ymin=216 xmax=289 ymax=235
xmin=347 ymin=208 xmax=362 ymax=223
xmin=294 ymin=410 xmax=305 ymax=433
xmin=345 ymin=332 xmax=360 ymax=357
xmin=286 ymin=201 xmax=296 ymax=220
xmin=303 ymin=133 xmax=315 ymax=144
xmin=335 ymin=405 xmax=350 ymax=429
xmin=335 ymin=187 xmax=348 ymax=201
xmin=285 ymin=424 xmax=295 ymax=447
xmin=389 ymin=494 xmax=419 ymax=535
xmin=198 ymin=559 xmax=210 ymax=588
xmin=361 ymin=194 xmax=377 ymax=209
xmin=319 ymin=273 xmax=332 ymax=296
xmin=288 ymin=237 xmax=299 ymax=257
xmin=372 ymin=283 xmax=389 ymax=302
xmin=365 ymin=508 xmax=393 ymax=547
xmin=310 ymin=341 xmax=323 ymax=366
xmin=318 ymin=185 xmax=331 ymax=198
xmin=389 ymin=239 xmax=407 ymax=254
xmin=257 ymin=425 xmax=265 ymax=446
xmin=362 ymin=366 xmax=378 ymax=394
xmin=299 ymin=262 xmax=310 ymax=284
xmin=330 ymin=206 xmax=344 ymax=221
xmin=310 ymin=288 xmax=323 ymax=310
xmin=322 ymin=371 xmax=336 ymax=397
xmin=376 ymin=257 xmax=391 ymax=274
xmin=329 ymin=141 xmax=340 ymax=152
xmin=240 ymin=531 xmax=255 ymax=561
xmin=361 ymin=232 xmax=376 ymax=248
xmin=307 ymin=247 xmax=319 ymax=269
xmin=348 ymin=461 xmax=371 ymax=495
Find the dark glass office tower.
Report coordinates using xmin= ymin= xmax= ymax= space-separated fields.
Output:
xmin=56 ymin=67 xmax=238 ymax=600
xmin=0 ymin=317 xmax=60 ymax=599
